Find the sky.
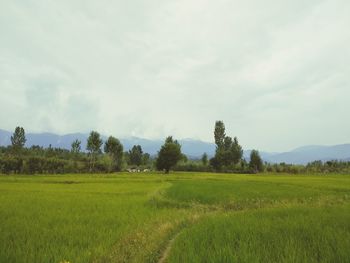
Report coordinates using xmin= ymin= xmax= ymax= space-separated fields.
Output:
xmin=0 ymin=0 xmax=349 ymax=152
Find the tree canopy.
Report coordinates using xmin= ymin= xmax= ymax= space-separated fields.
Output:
xmin=211 ymin=121 xmax=243 ymax=170
xmin=11 ymin=127 xmax=26 ymax=151
xmin=71 ymin=139 xmax=81 ymax=154
xmin=129 ymin=145 xmax=143 ymax=166
xmin=86 ymin=131 xmax=103 ymax=171
xmin=156 ymin=136 xmax=182 ymax=173
xmin=214 ymin=121 xmax=225 ymax=149
xmin=104 ymin=136 xmax=123 ymax=171
xmin=201 ymin=153 xmax=208 ymax=166
xmin=249 ymin=150 xmax=264 ymax=173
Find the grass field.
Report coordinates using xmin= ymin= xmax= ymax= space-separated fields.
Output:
xmin=0 ymin=172 xmax=349 ymax=262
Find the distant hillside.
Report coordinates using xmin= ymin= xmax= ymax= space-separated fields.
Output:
xmin=1 ymin=129 xmax=349 ymax=163
xmin=264 ymin=144 xmax=350 ymax=164
xmin=0 ymin=129 xmax=215 ymax=157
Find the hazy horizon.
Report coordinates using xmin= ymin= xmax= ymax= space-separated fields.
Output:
xmin=1 ymin=0 xmax=349 ymax=152
xmin=1 ymin=127 xmax=349 ymax=154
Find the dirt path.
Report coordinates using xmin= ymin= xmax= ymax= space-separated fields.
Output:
xmin=157 ymin=212 xmax=207 ymax=263
xmin=158 ymin=231 xmax=181 ymax=263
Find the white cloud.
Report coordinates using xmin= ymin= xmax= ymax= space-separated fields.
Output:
xmin=0 ymin=0 xmax=349 ymax=151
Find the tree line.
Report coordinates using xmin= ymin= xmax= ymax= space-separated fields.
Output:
xmin=0 ymin=128 xmax=150 ymax=174
xmin=1 ymin=122 xmax=349 ymax=174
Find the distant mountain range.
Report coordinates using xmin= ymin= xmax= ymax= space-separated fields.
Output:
xmin=0 ymin=129 xmax=349 ymax=164
xmin=244 ymin=145 xmax=350 ymax=165
xmin=260 ymin=144 xmax=350 ymax=164
xmin=0 ymin=129 xmax=214 ymax=158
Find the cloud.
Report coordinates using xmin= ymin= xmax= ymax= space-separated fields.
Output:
xmin=0 ymin=0 xmax=349 ymax=151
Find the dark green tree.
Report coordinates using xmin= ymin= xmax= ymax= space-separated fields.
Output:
xmin=123 ymin=151 xmax=130 ymax=165
xmin=221 ymin=136 xmax=233 ymax=166
xmin=11 ymin=127 xmax=26 ymax=152
xmin=142 ymin=153 xmax=151 ymax=166
xmin=201 ymin=153 xmax=208 ymax=165
xmin=211 ymin=121 xmax=226 ymax=170
xmin=104 ymin=136 xmax=123 ymax=171
xmin=209 ymin=156 xmax=220 ymax=170
xmin=156 ymin=136 xmax=182 ymax=173
xmin=214 ymin=121 xmax=225 ymax=149
xmin=231 ymin=137 xmax=243 ymax=165
xmin=129 ymin=145 xmax=143 ymax=166
xmin=249 ymin=150 xmax=264 ymax=173
xmin=71 ymin=139 xmax=81 ymax=154
xmin=211 ymin=121 xmax=243 ymax=170
xmin=181 ymin=153 xmax=188 ymax=163
xmin=86 ymin=131 xmax=103 ymax=171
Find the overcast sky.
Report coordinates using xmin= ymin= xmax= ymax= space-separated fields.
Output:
xmin=0 ymin=0 xmax=349 ymax=151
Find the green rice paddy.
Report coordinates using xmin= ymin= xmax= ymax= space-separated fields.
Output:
xmin=0 ymin=172 xmax=349 ymax=262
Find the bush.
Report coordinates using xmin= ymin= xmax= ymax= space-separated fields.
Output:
xmin=24 ymin=156 xmax=43 ymax=174
xmin=0 ymin=156 xmax=24 ymax=174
